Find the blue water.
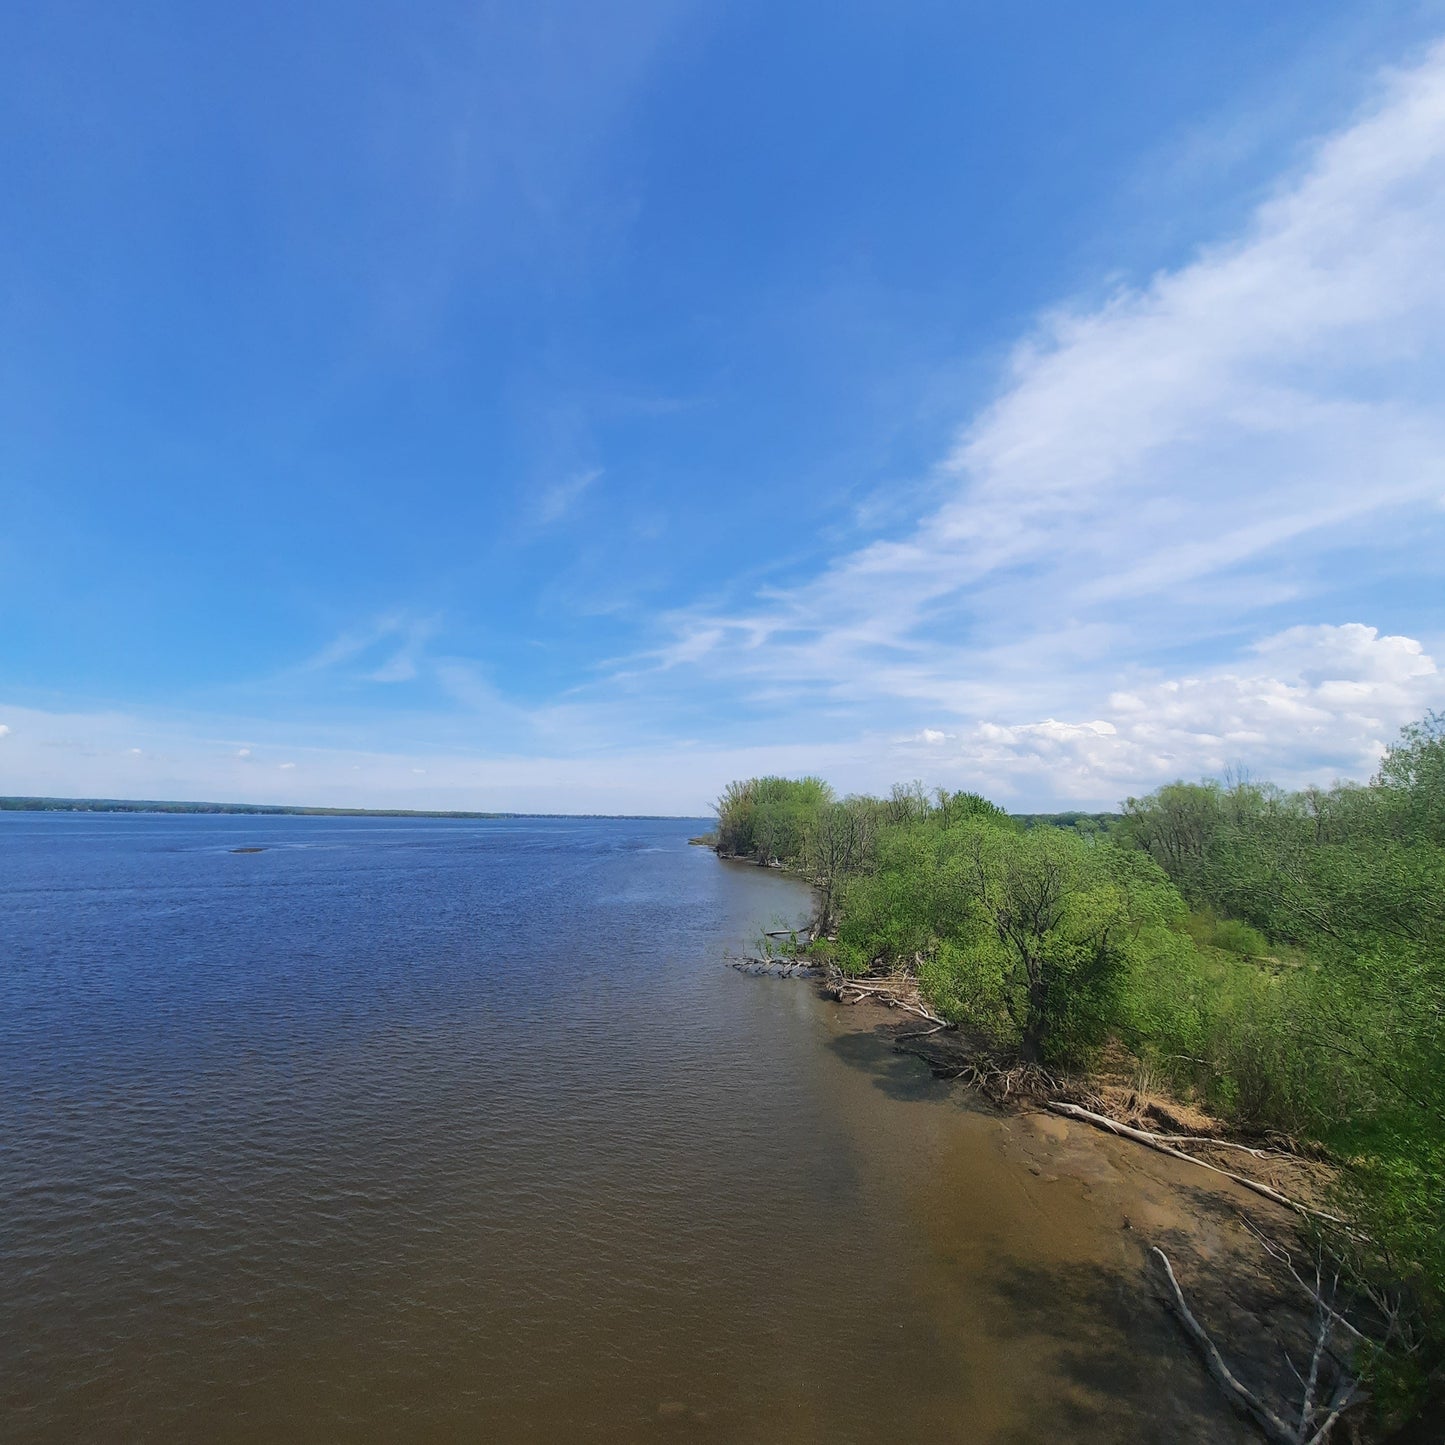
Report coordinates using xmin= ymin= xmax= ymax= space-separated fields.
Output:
xmin=1 ymin=812 xmax=1241 ymax=1444
xmin=0 ymin=814 xmax=901 ymax=1443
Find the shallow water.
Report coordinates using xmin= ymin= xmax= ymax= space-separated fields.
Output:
xmin=2 ymin=813 xmax=1238 ymax=1442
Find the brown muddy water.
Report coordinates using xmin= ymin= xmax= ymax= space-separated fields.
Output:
xmin=1 ymin=814 xmax=1249 ymax=1443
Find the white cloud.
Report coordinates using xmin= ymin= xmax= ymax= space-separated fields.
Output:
xmin=0 ymin=698 xmax=850 ymax=814
xmin=236 ymin=747 xmax=252 ymax=759
xmin=0 ymin=625 xmax=1431 ymax=814
xmin=7 ymin=45 xmax=1445 ymax=815
xmin=298 ymin=615 xmax=405 ymax=672
xmin=0 ymin=724 xmax=10 ymax=739
xmin=294 ymin=612 xmax=439 ymax=684
xmin=645 ymin=41 xmax=1445 ymax=766
xmin=942 ymin=623 xmax=1438 ymax=801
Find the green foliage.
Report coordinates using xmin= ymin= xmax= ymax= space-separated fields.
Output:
xmin=1209 ymin=917 xmax=1268 ymax=957
xmin=1120 ymin=716 xmax=1445 ymax=1409
xmin=714 ymin=775 xmax=835 ymax=864
xmin=1182 ymin=908 xmax=1269 ymax=958
xmin=1015 ymin=810 xmax=1121 ymax=838
xmin=716 ymin=721 xmax=1444 ymax=1411
xmin=1374 ymin=708 xmax=1445 ymax=847
xmin=837 ymin=813 xmax=1186 ymax=1066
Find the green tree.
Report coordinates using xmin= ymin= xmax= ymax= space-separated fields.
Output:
xmin=838 ymin=814 xmax=1186 ymax=1066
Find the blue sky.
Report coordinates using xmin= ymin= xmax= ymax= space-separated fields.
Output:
xmin=3 ymin=1 xmax=1445 ymax=813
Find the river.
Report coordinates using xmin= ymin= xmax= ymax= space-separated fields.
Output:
xmin=1 ymin=813 xmax=1247 ymax=1442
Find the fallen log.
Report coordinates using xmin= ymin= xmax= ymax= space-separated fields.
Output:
xmin=894 ymin=1023 xmax=948 ymax=1042
xmin=1151 ymin=1247 xmax=1361 ymax=1445
xmin=1045 ymin=1102 xmax=1346 ymax=1226
xmin=838 ymin=990 xmax=950 ymax=1028
xmin=821 ymin=967 xmax=951 ymax=1029
xmin=1151 ymin=1247 xmax=1298 ymax=1443
xmin=1147 ymin=1133 xmax=1287 ymax=1161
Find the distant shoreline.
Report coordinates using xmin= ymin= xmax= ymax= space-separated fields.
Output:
xmin=0 ymin=796 xmax=696 ymax=821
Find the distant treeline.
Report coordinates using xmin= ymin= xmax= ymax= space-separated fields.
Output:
xmin=713 ymin=713 xmax=1445 ymax=1421
xmin=0 ymin=796 xmax=514 ymax=817
xmin=0 ymin=796 xmax=686 ymax=821
xmin=1014 ymin=809 xmax=1119 ymax=835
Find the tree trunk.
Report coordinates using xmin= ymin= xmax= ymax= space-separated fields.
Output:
xmin=1020 ymin=969 xmax=1049 ymax=1062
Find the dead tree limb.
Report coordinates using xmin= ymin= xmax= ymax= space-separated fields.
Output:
xmin=1241 ymin=1222 xmax=1370 ymax=1349
xmin=1151 ymin=1247 xmax=1297 ymax=1443
xmin=1152 ymin=1247 xmax=1362 ymax=1445
xmin=1147 ymin=1134 xmax=1289 ymax=1161
xmin=1045 ymin=1102 xmax=1346 ymax=1226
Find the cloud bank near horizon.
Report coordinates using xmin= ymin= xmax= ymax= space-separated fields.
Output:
xmin=2 ymin=622 xmax=1438 ymax=813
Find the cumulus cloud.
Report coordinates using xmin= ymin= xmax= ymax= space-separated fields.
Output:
xmin=939 ymin=623 xmax=1439 ymax=801
xmin=0 ymin=724 xmax=10 ymax=739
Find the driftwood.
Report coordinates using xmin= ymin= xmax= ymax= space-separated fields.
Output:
xmin=733 ymin=957 xmax=949 ymax=1027
xmin=1045 ymin=1102 xmax=1345 ymax=1226
xmin=821 ymin=967 xmax=952 ymax=1029
xmin=1151 ymin=1247 xmax=1361 ymax=1444
xmin=1242 ymin=1221 xmax=1370 ymax=1350
xmin=894 ymin=1023 xmax=949 ymax=1042
xmin=946 ymin=1060 xmax=1059 ymax=1102
xmin=1152 ymin=1247 xmax=1298 ymax=1441
xmin=834 ymin=988 xmax=950 ymax=1028
xmin=730 ymin=957 xmax=820 ymax=979
xmin=1146 ymin=1133 xmax=1288 ymax=1161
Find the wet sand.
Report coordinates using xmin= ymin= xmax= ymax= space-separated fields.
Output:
xmin=813 ymin=991 xmax=1325 ymax=1443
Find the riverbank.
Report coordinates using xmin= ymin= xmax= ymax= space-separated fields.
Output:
xmin=753 ymin=961 xmax=1371 ymax=1442
xmin=712 ymin=751 xmax=1443 ymax=1437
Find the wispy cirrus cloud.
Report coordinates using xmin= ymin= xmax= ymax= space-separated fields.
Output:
xmin=7 ymin=40 xmax=1445 ymax=815
xmin=628 ymin=39 xmax=1445 ymax=790
xmin=291 ymin=612 xmax=440 ymax=684
xmin=535 ymin=467 xmax=603 ymax=526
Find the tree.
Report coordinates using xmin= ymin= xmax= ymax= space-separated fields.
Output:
xmin=837 ymin=813 xmax=1185 ymax=1066
xmin=951 ymin=823 xmax=1183 ymax=1063
xmin=713 ymin=775 xmax=835 ymax=865
xmin=805 ymin=798 xmax=877 ymax=933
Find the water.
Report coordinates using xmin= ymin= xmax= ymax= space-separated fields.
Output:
xmin=2 ymin=813 xmax=1240 ymax=1443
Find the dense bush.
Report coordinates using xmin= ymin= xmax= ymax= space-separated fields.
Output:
xmin=831 ymin=810 xmax=1187 ymax=1065
xmin=1120 ymin=712 xmax=1445 ymax=1407
xmin=714 ymin=776 xmax=834 ymax=864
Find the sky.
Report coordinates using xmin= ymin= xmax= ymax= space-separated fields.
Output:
xmin=3 ymin=1 xmax=1445 ymax=815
